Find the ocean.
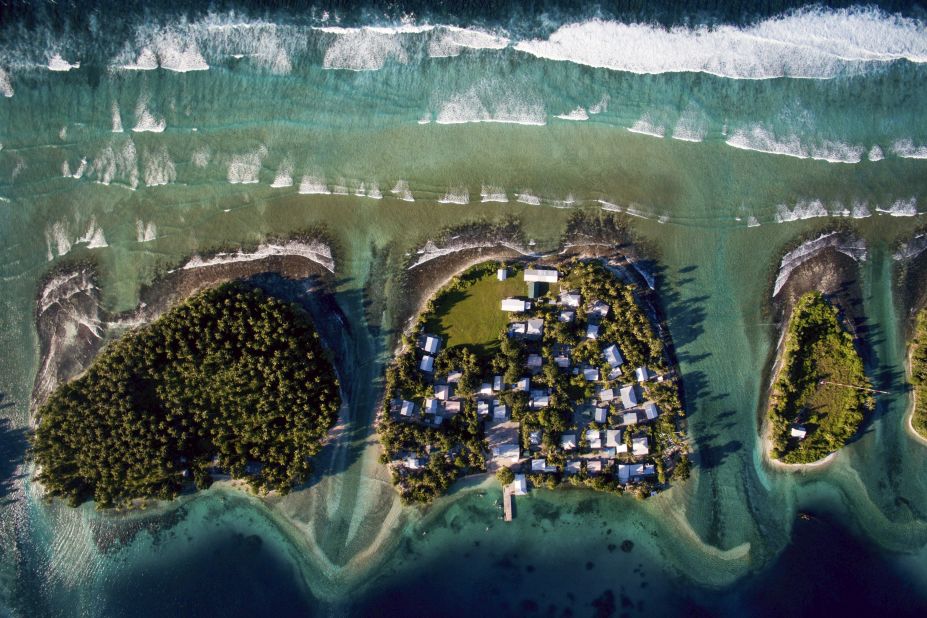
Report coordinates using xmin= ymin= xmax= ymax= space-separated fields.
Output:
xmin=1 ymin=1 xmax=927 ymax=615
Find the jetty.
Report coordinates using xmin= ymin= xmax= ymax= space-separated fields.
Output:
xmin=503 ymin=487 xmax=514 ymax=521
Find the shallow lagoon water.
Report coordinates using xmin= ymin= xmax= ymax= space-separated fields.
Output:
xmin=2 ymin=2 xmax=927 ymax=615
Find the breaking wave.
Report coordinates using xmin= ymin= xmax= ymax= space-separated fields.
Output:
xmin=726 ymin=125 xmax=864 ymax=163
xmin=270 ymin=159 xmax=294 ymax=188
xmin=427 ymin=26 xmax=509 ymax=58
xmin=438 ymin=187 xmax=470 ymax=204
xmin=298 ymin=176 xmax=331 ymax=195
xmin=143 ymin=145 xmax=177 ymax=187
xmin=628 ymin=114 xmax=665 ymax=138
xmin=892 ymin=139 xmax=927 ymax=159
xmin=391 ymin=180 xmax=414 ymax=201
xmin=0 ymin=67 xmax=13 ymax=97
xmin=227 ymin=146 xmax=267 ymax=184
xmin=435 ymin=83 xmax=545 ymax=126
xmin=47 ymin=54 xmax=80 ymax=71
xmin=480 ymin=185 xmax=508 ymax=203
xmin=132 ymin=97 xmax=166 ymax=133
xmin=773 ymin=232 xmax=867 ymax=296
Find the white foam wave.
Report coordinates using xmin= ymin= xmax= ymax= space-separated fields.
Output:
xmin=298 ymin=175 xmax=331 ymax=195
xmin=364 ymin=182 xmax=383 ymax=199
xmin=513 ymin=8 xmax=927 ymax=79
xmin=775 ymin=199 xmax=829 ymax=223
xmin=747 ymin=216 xmax=760 ymax=228
xmin=427 ymin=26 xmax=509 ymax=58
xmin=136 ymin=220 xmax=157 ymax=243
xmin=77 ymin=218 xmax=107 ymax=249
xmin=391 ymin=180 xmax=414 ymax=202
xmin=726 ymin=125 xmax=864 ymax=163
xmin=143 ymin=145 xmax=177 ymax=187
xmin=892 ymin=139 xmax=927 ymax=159
xmin=227 ymin=146 xmax=267 ymax=184
xmin=322 ymin=29 xmax=408 ymax=70
xmin=270 ymin=159 xmax=294 ymax=188
xmin=588 ymin=95 xmax=609 ymax=115
xmin=480 ymin=185 xmax=508 ymax=203
xmin=48 ymin=54 xmax=80 ymax=71
xmin=867 ymin=145 xmax=884 ymax=161
xmin=45 ymin=221 xmax=72 ymax=260
xmin=0 ymin=67 xmax=13 ymax=97
xmin=439 ymin=188 xmax=470 ymax=205
xmin=119 ymin=29 xmax=209 ymax=72
xmin=773 ymin=232 xmax=867 ymax=296
xmin=89 ymin=140 xmax=139 ymax=189
xmin=876 ymin=198 xmax=918 ymax=217
xmin=671 ymin=108 xmax=709 ymax=142
xmin=628 ymin=114 xmax=665 ymax=138
xmin=516 ymin=191 xmax=541 ymax=205
xmin=191 ymin=146 xmax=211 ymax=168
xmin=851 ymin=201 xmax=872 ymax=218
xmin=555 ymin=107 xmax=589 ymax=121
xmin=178 ymin=239 xmax=334 ymax=273
xmin=121 ymin=47 xmax=159 ymax=70
xmin=111 ymin=102 xmax=124 ymax=133
xmin=132 ymin=97 xmax=166 ymax=133
xmin=435 ymin=85 xmax=546 ymax=126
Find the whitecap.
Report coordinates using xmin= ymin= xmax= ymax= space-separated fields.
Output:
xmin=892 ymin=139 xmax=927 ymax=159
xmin=322 ymin=28 xmax=408 ymax=71
xmin=77 ymin=218 xmax=108 ymax=249
xmin=427 ymin=26 xmax=509 ymax=58
xmin=671 ymin=108 xmax=709 ymax=142
xmin=366 ymin=182 xmax=383 ymax=199
xmin=876 ymin=198 xmax=918 ymax=216
xmin=439 ymin=188 xmax=470 ymax=205
xmin=555 ymin=107 xmax=589 ymax=121
xmin=516 ymin=191 xmax=541 ymax=205
xmin=391 ymin=180 xmax=414 ymax=202
xmin=270 ymin=159 xmax=294 ymax=188
xmin=726 ymin=125 xmax=863 ymax=163
xmin=227 ymin=146 xmax=267 ymax=184
xmin=851 ymin=201 xmax=872 ymax=218
xmin=867 ymin=146 xmax=884 ymax=161
xmin=298 ymin=176 xmax=331 ymax=195
xmin=143 ymin=145 xmax=177 ymax=187
xmin=45 ymin=221 xmax=72 ymax=260
xmin=132 ymin=97 xmax=166 ymax=133
xmin=136 ymin=220 xmax=157 ymax=243
xmin=747 ymin=216 xmax=761 ymax=228
xmin=0 ymin=67 xmax=13 ymax=97
xmin=628 ymin=114 xmax=665 ymax=138
xmin=588 ymin=94 xmax=609 ymax=115
xmin=191 ymin=146 xmax=211 ymax=168
xmin=111 ymin=102 xmax=124 ymax=133
xmin=775 ymin=199 xmax=829 ymax=223
xmin=435 ymin=85 xmax=546 ymax=126
xmin=48 ymin=54 xmax=80 ymax=72
xmin=480 ymin=185 xmax=508 ymax=203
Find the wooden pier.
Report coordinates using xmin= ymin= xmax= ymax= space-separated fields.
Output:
xmin=503 ymin=487 xmax=514 ymax=522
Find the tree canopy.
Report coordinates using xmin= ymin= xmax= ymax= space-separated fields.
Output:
xmin=32 ymin=282 xmax=340 ymax=508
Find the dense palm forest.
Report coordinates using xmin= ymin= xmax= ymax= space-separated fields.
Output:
xmin=32 ymin=283 xmax=340 ymax=508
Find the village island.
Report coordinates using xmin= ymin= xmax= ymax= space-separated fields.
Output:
xmin=377 ymin=259 xmax=690 ymax=506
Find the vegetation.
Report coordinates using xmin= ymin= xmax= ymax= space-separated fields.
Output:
xmin=496 ymin=466 xmax=515 ymax=486
xmin=909 ymin=307 xmax=927 ymax=438
xmin=32 ymin=283 xmax=341 ymax=508
xmin=768 ymin=292 xmax=873 ymax=463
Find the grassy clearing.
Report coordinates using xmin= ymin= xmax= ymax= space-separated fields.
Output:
xmin=424 ymin=269 xmax=526 ymax=358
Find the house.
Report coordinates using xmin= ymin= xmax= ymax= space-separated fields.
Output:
xmin=516 ymin=377 xmax=530 ymax=392
xmin=635 ymin=366 xmax=653 ymax=382
xmin=623 ymin=411 xmax=638 ymax=426
xmin=434 ymin=383 xmax=451 ymax=401
xmin=531 ymin=458 xmax=549 ymax=473
xmin=594 ymin=407 xmax=608 ymax=423
xmin=406 ymin=456 xmax=423 ymax=470
xmin=526 ymin=318 xmax=544 ymax=338
xmin=554 ymin=354 xmax=571 ymax=369
xmin=603 ymin=344 xmax=624 ymax=368
xmin=493 ymin=375 xmax=503 ymax=391
xmin=424 ymin=398 xmax=439 ymax=415
xmin=524 ymin=268 xmax=559 ymax=283
xmin=587 ymin=460 xmax=603 ymax=474
xmin=631 ymin=463 xmax=655 ymax=478
xmin=607 ymin=367 xmax=623 ymax=381
xmin=566 ymin=460 xmax=582 ymax=475
xmin=508 ymin=322 xmax=527 ymax=338
xmin=400 ymin=400 xmax=416 ymax=417
xmin=643 ymin=402 xmax=659 ymax=421
xmin=477 ymin=401 xmax=490 ymax=417
xmin=586 ymin=323 xmax=599 ymax=340
xmin=529 ymin=430 xmax=543 ymax=448
xmin=602 ymin=447 xmax=617 ymax=459
xmin=632 ymin=436 xmax=649 ymax=456
xmin=420 ymin=355 xmax=435 ymax=373
xmin=561 ymin=434 xmax=577 ymax=450
xmin=599 ymin=388 xmax=615 ymax=403
xmin=423 ymin=335 xmax=441 ymax=354
xmin=583 ymin=367 xmax=600 ymax=382
xmin=497 ymin=267 xmax=508 ymax=281
xmin=605 ymin=429 xmax=622 ymax=448
xmin=527 ymin=281 xmax=540 ymax=299
xmin=616 ymin=443 xmax=628 ymax=454
xmin=511 ymin=474 xmax=528 ymax=495
xmin=527 ymin=354 xmax=543 ymax=372
xmin=590 ymin=300 xmax=610 ymax=317
xmin=480 ymin=383 xmax=493 ymax=396
xmin=586 ymin=430 xmax=602 ymax=449
xmin=502 ymin=298 xmax=530 ymax=312
xmin=790 ymin=425 xmax=807 ymax=439
xmin=559 ymin=310 xmax=575 ymax=323
xmin=444 ymin=400 xmax=462 ymax=414
xmin=559 ymin=291 xmax=581 ymax=308
xmin=618 ymin=464 xmax=631 ymax=483
xmin=493 ymin=443 xmax=520 ymax=463
xmin=620 ymin=384 xmax=639 ymax=409
xmin=493 ymin=404 xmax=508 ymax=421
xmin=447 ymin=370 xmax=462 ymax=383
xmin=530 ymin=392 xmax=549 ymax=409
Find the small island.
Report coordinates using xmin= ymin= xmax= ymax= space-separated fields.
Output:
xmin=767 ymin=291 xmax=873 ymax=464
xmin=378 ymin=257 xmax=688 ymax=505
xmin=32 ymin=282 xmax=341 ymax=508
xmin=909 ymin=308 xmax=927 ymax=440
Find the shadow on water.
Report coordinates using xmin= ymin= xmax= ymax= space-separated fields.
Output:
xmin=0 ymin=394 xmax=28 ymax=505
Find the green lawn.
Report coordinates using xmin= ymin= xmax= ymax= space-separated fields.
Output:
xmin=425 ymin=271 xmax=526 ymax=358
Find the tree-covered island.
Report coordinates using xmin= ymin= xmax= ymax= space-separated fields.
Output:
xmin=378 ymin=258 xmax=689 ymax=505
xmin=909 ymin=307 xmax=927 ymax=439
xmin=32 ymin=282 xmax=341 ymax=508
xmin=767 ymin=291 xmax=873 ymax=463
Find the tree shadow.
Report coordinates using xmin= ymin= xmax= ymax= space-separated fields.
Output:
xmin=0 ymin=394 xmax=28 ymax=505
xmin=691 ymin=428 xmax=743 ymax=472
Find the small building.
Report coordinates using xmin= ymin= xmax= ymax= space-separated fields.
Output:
xmin=420 ymin=355 xmax=435 ymax=373
xmin=559 ymin=310 xmax=575 ymax=323
xmin=444 ymin=400 xmax=462 ymax=414
xmin=423 ymin=335 xmax=441 ymax=355
xmin=635 ymin=366 xmax=653 ymax=382
xmin=480 ymin=383 xmax=493 ymax=396
xmin=527 ymin=281 xmax=540 ymax=299
xmin=554 ymin=354 xmax=571 ymax=369
xmin=508 ymin=322 xmax=527 ymax=338
xmin=599 ymin=388 xmax=616 ymax=403
xmin=618 ymin=464 xmax=631 ymax=483
xmin=477 ymin=401 xmax=490 ymax=417
xmin=586 ymin=430 xmax=602 ymax=449
xmin=529 ymin=430 xmax=543 ymax=448
xmin=497 ymin=267 xmax=508 ymax=281
xmin=632 ymin=436 xmax=649 ymax=456
xmin=526 ymin=318 xmax=544 ymax=338
xmin=559 ymin=291 xmax=581 ymax=308
xmin=643 ymin=402 xmax=659 ymax=421
xmin=493 ymin=404 xmax=508 ymax=421
xmin=524 ymin=268 xmax=559 ymax=283
xmin=511 ymin=474 xmax=528 ymax=495
xmin=493 ymin=375 xmax=503 ymax=391
xmin=527 ymin=354 xmax=543 ymax=372
xmin=400 ymin=400 xmax=416 ymax=417
xmin=493 ymin=443 xmax=520 ymax=463
xmin=406 ymin=456 xmax=423 ymax=470
xmin=501 ymin=298 xmax=530 ymax=313
xmin=790 ymin=425 xmax=807 ymax=439
xmin=589 ymin=300 xmax=610 ymax=317
xmin=447 ymin=370 xmax=462 ymax=383
xmin=583 ymin=367 xmax=600 ymax=382
xmin=620 ymin=384 xmax=639 ymax=409
xmin=435 ymin=383 xmax=451 ymax=401
xmin=623 ymin=411 xmax=638 ymax=426
xmin=603 ymin=344 xmax=624 ymax=369
xmin=516 ymin=377 xmax=530 ymax=392
xmin=605 ymin=429 xmax=622 ymax=448
xmin=566 ymin=460 xmax=582 ymax=475
xmin=586 ymin=323 xmax=599 ymax=340
xmin=424 ymin=398 xmax=439 ymax=415
xmin=608 ymin=367 xmax=623 ymax=381
xmin=531 ymin=458 xmax=548 ymax=473
xmin=594 ymin=407 xmax=608 ymax=424
xmin=587 ymin=460 xmax=603 ymax=474
xmin=616 ymin=443 xmax=629 ymax=454
xmin=561 ymin=434 xmax=577 ymax=450
xmin=531 ymin=393 xmax=550 ymax=409
xmin=631 ymin=463 xmax=655 ymax=478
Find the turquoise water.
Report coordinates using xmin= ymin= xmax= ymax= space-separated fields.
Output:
xmin=2 ymin=2 xmax=927 ymax=615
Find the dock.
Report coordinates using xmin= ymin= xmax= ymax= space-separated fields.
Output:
xmin=503 ymin=487 xmax=514 ymax=521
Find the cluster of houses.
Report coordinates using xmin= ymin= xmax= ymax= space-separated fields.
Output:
xmin=394 ymin=264 xmax=666 ymax=487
